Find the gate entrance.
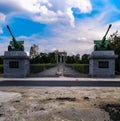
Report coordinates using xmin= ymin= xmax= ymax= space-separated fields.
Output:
xmin=55 ymin=50 xmax=67 ymax=76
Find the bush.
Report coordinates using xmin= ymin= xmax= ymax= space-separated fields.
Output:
xmin=66 ymin=64 xmax=89 ymax=74
xmin=30 ymin=64 xmax=56 ymax=73
xmin=0 ymin=64 xmax=3 ymax=73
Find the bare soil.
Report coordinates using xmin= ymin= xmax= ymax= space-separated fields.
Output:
xmin=0 ymin=87 xmax=120 ymax=121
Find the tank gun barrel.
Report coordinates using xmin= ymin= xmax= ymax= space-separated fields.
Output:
xmin=103 ymin=24 xmax=112 ymax=39
xmin=101 ymin=24 xmax=112 ymax=45
xmin=7 ymin=25 xmax=18 ymax=46
xmin=102 ymin=24 xmax=112 ymax=41
xmin=7 ymin=25 xmax=14 ymax=39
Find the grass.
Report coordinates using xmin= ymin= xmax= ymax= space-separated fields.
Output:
xmin=66 ymin=64 xmax=89 ymax=74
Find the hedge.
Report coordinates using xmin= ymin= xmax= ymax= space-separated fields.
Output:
xmin=66 ymin=64 xmax=89 ymax=74
xmin=0 ymin=64 xmax=3 ymax=73
xmin=30 ymin=64 xmax=56 ymax=73
xmin=0 ymin=64 xmax=56 ymax=74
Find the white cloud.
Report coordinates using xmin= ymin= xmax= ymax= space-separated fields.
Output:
xmin=0 ymin=13 xmax=6 ymax=33
xmin=67 ymin=0 xmax=92 ymax=13
xmin=0 ymin=0 xmax=92 ymax=27
xmin=0 ymin=36 xmax=9 ymax=55
xmin=29 ymin=0 xmax=92 ymax=27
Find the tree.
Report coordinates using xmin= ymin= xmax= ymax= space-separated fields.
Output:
xmin=109 ymin=31 xmax=120 ymax=72
xmin=48 ymin=52 xmax=56 ymax=63
xmin=66 ymin=54 xmax=81 ymax=64
xmin=30 ymin=44 xmax=39 ymax=59
xmin=81 ymin=54 xmax=89 ymax=64
xmin=75 ymin=54 xmax=81 ymax=63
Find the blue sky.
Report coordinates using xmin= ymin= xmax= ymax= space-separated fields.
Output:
xmin=0 ymin=0 xmax=120 ymax=55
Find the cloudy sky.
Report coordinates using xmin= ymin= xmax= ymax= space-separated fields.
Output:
xmin=0 ymin=0 xmax=120 ymax=55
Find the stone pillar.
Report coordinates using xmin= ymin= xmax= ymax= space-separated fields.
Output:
xmin=63 ymin=52 xmax=67 ymax=72
xmin=3 ymin=51 xmax=30 ymax=78
xmin=55 ymin=50 xmax=58 ymax=64
xmin=89 ymin=51 xmax=115 ymax=78
xmin=60 ymin=55 xmax=62 ymax=63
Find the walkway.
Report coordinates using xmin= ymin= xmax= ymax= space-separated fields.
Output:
xmin=30 ymin=64 xmax=88 ymax=77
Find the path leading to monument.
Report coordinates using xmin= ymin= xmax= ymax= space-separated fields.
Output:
xmin=30 ymin=64 xmax=88 ymax=77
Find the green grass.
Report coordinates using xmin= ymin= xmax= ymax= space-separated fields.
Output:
xmin=66 ymin=64 xmax=89 ymax=74
xmin=30 ymin=64 xmax=56 ymax=73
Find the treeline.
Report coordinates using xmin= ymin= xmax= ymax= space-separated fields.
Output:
xmin=30 ymin=44 xmax=90 ymax=64
xmin=30 ymin=52 xmax=56 ymax=64
xmin=30 ymin=52 xmax=90 ymax=64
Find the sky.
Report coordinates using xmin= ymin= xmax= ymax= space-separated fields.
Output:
xmin=0 ymin=0 xmax=120 ymax=55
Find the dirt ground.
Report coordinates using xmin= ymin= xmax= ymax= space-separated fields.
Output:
xmin=0 ymin=87 xmax=120 ymax=121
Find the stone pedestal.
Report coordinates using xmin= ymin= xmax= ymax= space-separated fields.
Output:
xmin=3 ymin=51 xmax=30 ymax=78
xmin=89 ymin=51 xmax=115 ymax=78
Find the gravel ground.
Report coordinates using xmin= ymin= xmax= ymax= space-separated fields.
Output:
xmin=0 ymin=87 xmax=120 ymax=121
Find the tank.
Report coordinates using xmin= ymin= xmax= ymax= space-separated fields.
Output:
xmin=7 ymin=25 xmax=24 ymax=51
xmin=94 ymin=24 xmax=112 ymax=51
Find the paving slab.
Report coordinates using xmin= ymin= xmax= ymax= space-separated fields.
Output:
xmin=0 ymin=117 xmax=6 ymax=121
xmin=0 ymin=91 xmax=21 ymax=104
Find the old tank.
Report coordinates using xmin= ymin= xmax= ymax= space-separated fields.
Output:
xmin=7 ymin=25 xmax=24 ymax=51
xmin=94 ymin=24 xmax=112 ymax=51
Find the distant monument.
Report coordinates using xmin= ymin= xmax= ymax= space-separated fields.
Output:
xmin=89 ymin=24 xmax=116 ymax=78
xmin=3 ymin=25 xmax=29 ymax=77
xmin=55 ymin=50 xmax=67 ymax=76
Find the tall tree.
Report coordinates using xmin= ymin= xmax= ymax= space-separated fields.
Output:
xmin=81 ymin=54 xmax=89 ymax=64
xmin=30 ymin=44 xmax=39 ymax=59
xmin=109 ymin=31 xmax=120 ymax=72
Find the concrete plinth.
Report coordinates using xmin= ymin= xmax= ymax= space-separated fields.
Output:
xmin=3 ymin=51 xmax=30 ymax=78
xmin=89 ymin=51 xmax=115 ymax=78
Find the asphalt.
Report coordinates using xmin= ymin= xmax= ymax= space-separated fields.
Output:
xmin=0 ymin=77 xmax=120 ymax=87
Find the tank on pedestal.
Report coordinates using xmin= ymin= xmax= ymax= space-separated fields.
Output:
xmin=3 ymin=25 xmax=30 ymax=78
xmin=89 ymin=24 xmax=116 ymax=78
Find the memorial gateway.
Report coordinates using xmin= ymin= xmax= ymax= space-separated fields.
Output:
xmin=3 ymin=24 xmax=116 ymax=78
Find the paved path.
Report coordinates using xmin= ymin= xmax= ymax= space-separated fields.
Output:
xmin=30 ymin=64 xmax=88 ymax=77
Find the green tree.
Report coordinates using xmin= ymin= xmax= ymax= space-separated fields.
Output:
xmin=0 ymin=57 xmax=3 ymax=64
xmin=109 ymin=31 xmax=120 ymax=72
xmin=81 ymin=54 xmax=89 ymax=64
xmin=48 ymin=52 xmax=56 ymax=63
xmin=66 ymin=54 xmax=81 ymax=64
